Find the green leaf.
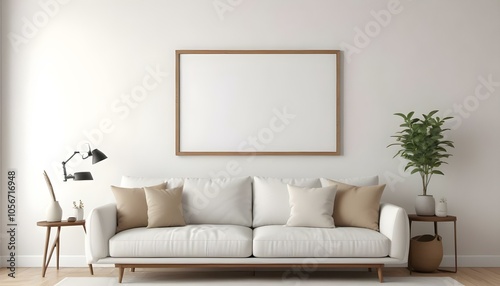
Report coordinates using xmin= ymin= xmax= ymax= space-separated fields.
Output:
xmin=428 ymin=110 xmax=439 ymax=117
xmin=411 ymin=168 xmax=422 ymax=174
xmin=394 ymin=113 xmax=406 ymax=119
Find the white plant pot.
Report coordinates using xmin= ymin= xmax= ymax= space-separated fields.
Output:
xmin=435 ymin=201 xmax=448 ymax=217
xmin=415 ymin=195 xmax=435 ymax=216
xmin=46 ymin=201 xmax=62 ymax=222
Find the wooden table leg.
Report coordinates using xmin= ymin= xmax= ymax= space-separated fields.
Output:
xmin=408 ymin=220 xmax=413 ymax=274
xmin=56 ymin=226 xmax=61 ymax=269
xmin=45 ymin=230 xmax=60 ymax=273
xmin=437 ymin=220 xmax=458 ymax=273
xmin=454 ymin=220 xmax=458 ymax=272
xmin=41 ymin=227 xmax=51 ymax=277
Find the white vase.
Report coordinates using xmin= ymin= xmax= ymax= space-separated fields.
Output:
xmin=73 ymin=208 xmax=84 ymax=221
xmin=46 ymin=201 xmax=63 ymax=222
xmin=435 ymin=201 xmax=448 ymax=217
xmin=415 ymin=195 xmax=435 ymax=216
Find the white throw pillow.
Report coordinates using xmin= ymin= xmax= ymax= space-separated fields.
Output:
xmin=252 ymin=177 xmax=322 ymax=227
xmin=286 ymin=185 xmax=337 ymax=228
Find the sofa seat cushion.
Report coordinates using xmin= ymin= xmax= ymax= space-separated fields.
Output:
xmin=253 ymin=225 xmax=390 ymax=258
xmin=109 ymin=224 xmax=252 ymax=258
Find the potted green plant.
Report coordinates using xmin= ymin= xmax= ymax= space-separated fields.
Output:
xmin=388 ymin=110 xmax=455 ymax=216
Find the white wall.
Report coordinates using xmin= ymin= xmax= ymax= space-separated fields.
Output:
xmin=1 ymin=0 xmax=500 ymax=268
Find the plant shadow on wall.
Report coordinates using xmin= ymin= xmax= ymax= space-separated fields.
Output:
xmin=388 ymin=110 xmax=455 ymax=216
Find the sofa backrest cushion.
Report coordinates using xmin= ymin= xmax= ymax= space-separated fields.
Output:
xmin=120 ymin=176 xmax=166 ymax=188
xmin=178 ymin=177 xmax=253 ymax=226
xmin=319 ymin=175 xmax=379 ymax=187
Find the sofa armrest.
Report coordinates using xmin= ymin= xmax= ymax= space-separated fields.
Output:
xmin=379 ymin=203 xmax=409 ymax=262
xmin=85 ymin=203 xmax=117 ymax=264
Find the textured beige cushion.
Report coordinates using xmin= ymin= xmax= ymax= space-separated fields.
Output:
xmin=286 ymin=185 xmax=337 ymax=228
xmin=322 ymin=179 xmax=385 ymax=231
xmin=144 ymin=186 xmax=186 ymax=228
xmin=111 ymin=182 xmax=166 ymax=232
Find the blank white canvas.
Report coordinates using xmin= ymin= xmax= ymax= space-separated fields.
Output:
xmin=178 ymin=52 xmax=338 ymax=153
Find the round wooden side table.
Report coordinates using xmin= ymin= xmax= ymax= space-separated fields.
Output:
xmin=37 ymin=220 xmax=94 ymax=277
xmin=408 ymin=214 xmax=458 ymax=273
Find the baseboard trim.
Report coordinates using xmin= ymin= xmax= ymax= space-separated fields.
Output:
xmin=3 ymin=255 xmax=500 ymax=268
xmin=441 ymin=254 xmax=500 ymax=267
xmin=0 ymin=255 xmax=112 ymax=268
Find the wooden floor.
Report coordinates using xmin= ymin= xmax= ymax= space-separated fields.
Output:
xmin=1 ymin=267 xmax=500 ymax=285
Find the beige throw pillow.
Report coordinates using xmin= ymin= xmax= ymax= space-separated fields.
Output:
xmin=111 ymin=182 xmax=166 ymax=232
xmin=322 ymin=179 xmax=385 ymax=231
xmin=144 ymin=186 xmax=186 ymax=228
xmin=286 ymin=185 xmax=337 ymax=228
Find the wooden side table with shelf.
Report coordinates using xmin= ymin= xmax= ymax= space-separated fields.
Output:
xmin=408 ymin=214 xmax=458 ymax=273
xmin=37 ymin=220 xmax=94 ymax=277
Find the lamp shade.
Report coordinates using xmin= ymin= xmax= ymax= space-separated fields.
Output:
xmin=74 ymin=172 xmax=93 ymax=181
xmin=91 ymin=149 xmax=107 ymax=164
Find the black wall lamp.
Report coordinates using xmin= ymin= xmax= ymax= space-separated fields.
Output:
xmin=62 ymin=144 xmax=107 ymax=182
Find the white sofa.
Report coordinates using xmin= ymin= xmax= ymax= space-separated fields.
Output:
xmin=85 ymin=175 xmax=409 ymax=283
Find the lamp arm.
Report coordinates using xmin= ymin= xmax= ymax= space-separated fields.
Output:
xmin=63 ymin=151 xmax=80 ymax=165
xmin=62 ymin=151 xmax=80 ymax=181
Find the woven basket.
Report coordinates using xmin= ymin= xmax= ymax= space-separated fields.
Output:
xmin=409 ymin=234 xmax=443 ymax=272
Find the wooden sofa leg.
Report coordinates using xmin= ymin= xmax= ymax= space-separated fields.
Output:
xmin=131 ymin=268 xmax=135 ymax=272
xmin=377 ymin=266 xmax=384 ymax=283
xmin=118 ymin=266 xmax=125 ymax=283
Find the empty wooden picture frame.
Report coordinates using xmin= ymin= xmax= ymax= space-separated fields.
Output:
xmin=175 ymin=50 xmax=340 ymax=156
